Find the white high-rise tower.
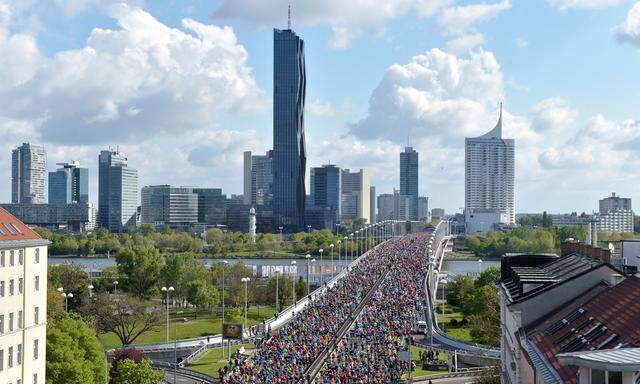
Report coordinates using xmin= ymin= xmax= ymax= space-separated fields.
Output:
xmin=249 ymin=207 xmax=256 ymax=243
xmin=464 ymin=105 xmax=515 ymax=232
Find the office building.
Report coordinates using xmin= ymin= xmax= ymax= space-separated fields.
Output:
xmin=369 ymin=186 xmax=376 ymax=224
xmin=193 ymin=188 xmax=227 ymax=226
xmin=0 ymin=208 xmax=48 ymax=384
xmin=597 ymin=193 xmax=633 ymax=233
xmin=272 ymin=24 xmax=306 ymax=231
xmin=465 ymin=105 xmax=515 ymax=232
xmin=341 ymin=169 xmax=370 ymax=222
xmin=11 ymin=143 xmax=46 ymax=204
xmin=400 ymin=147 xmax=419 ymax=219
xmin=310 ymin=165 xmax=341 ymax=224
xmin=48 ymin=161 xmax=88 ymax=204
xmin=377 ymin=193 xmax=395 ymax=221
xmin=1 ymin=203 xmax=95 ymax=232
xmin=418 ymin=196 xmax=429 ymax=221
xmin=98 ymin=149 xmax=138 ymax=233
xmin=140 ymin=186 xmax=199 ymax=228
xmin=226 ymin=195 xmax=252 ymax=232
xmin=244 ymin=151 xmax=274 ymax=208
xmin=551 ymin=213 xmax=593 ymax=228
xmin=431 ymin=208 xmax=445 ymax=220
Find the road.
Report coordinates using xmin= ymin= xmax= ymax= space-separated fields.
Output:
xmin=415 ymin=377 xmax=477 ymax=384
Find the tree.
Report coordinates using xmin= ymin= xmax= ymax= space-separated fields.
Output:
xmin=82 ymin=293 xmax=162 ymax=346
xmin=109 ymin=349 xmax=148 ymax=384
xmin=46 ymin=314 xmax=107 ymax=384
xmin=475 ymin=267 xmax=500 ymax=289
xmin=47 ymin=285 xmax=66 ymax=323
xmin=115 ymin=245 xmax=164 ymax=297
xmin=111 ymin=359 xmax=163 ymax=384
xmin=186 ymin=280 xmax=219 ymax=317
xmin=295 ymin=276 xmax=308 ymax=299
xmin=446 ymin=275 xmax=474 ymax=307
xmin=48 ymin=264 xmax=91 ymax=310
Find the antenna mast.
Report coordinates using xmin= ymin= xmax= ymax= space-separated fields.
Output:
xmin=288 ymin=3 xmax=292 ymax=30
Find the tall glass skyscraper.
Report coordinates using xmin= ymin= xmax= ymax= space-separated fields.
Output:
xmin=12 ymin=143 xmax=47 ymax=204
xmin=48 ymin=161 xmax=88 ymax=204
xmin=310 ymin=165 xmax=341 ymax=223
xmin=273 ymin=26 xmax=306 ymax=231
xmin=400 ymin=147 xmax=419 ymax=220
xmin=98 ymin=149 xmax=138 ymax=233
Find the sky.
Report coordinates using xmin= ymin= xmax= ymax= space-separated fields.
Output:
xmin=1 ymin=0 xmax=640 ymax=215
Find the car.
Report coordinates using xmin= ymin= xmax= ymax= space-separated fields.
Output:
xmin=415 ymin=320 xmax=428 ymax=334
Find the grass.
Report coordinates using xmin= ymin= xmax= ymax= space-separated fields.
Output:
xmin=435 ymin=303 xmax=474 ymax=343
xmin=189 ymin=343 xmax=251 ymax=378
xmin=99 ymin=306 xmax=276 ymax=350
xmin=405 ymin=345 xmax=450 ymax=379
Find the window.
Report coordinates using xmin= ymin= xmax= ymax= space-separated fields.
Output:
xmin=18 ymin=250 xmax=23 ymax=266
xmin=0 ymin=314 xmax=3 ymax=333
xmin=33 ymin=373 xmax=37 ymax=384
xmin=18 ymin=310 xmax=22 ymax=329
xmin=0 ymin=349 xmax=3 ymax=371
xmin=0 ymin=281 xmax=4 ymax=297
xmin=0 ymin=251 xmax=4 ymax=267
xmin=16 ymin=343 xmax=21 ymax=365
xmin=34 ymin=307 xmax=39 ymax=325
xmin=34 ymin=276 xmax=39 ymax=291
xmin=9 ymin=312 xmax=13 ymax=332
xmin=18 ymin=278 xmax=23 ymax=294
xmin=9 ymin=250 xmax=14 ymax=266
xmin=33 ymin=339 xmax=38 ymax=360
xmin=35 ymin=248 xmax=39 ymax=264
xmin=8 ymin=346 xmax=12 ymax=368
xmin=9 ymin=279 xmax=13 ymax=295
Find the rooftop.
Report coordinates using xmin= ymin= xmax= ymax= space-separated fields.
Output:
xmin=557 ymin=348 xmax=640 ymax=371
xmin=0 ymin=207 xmax=42 ymax=242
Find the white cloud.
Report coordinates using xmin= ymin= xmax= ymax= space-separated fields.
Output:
xmin=0 ymin=3 xmax=263 ymax=145
xmin=211 ymin=0 xmax=453 ymax=50
xmin=445 ymin=33 xmax=485 ymax=54
xmin=530 ymin=98 xmax=578 ymax=133
xmin=547 ymin=0 xmax=623 ymax=10
xmin=308 ymin=99 xmax=337 ymax=118
xmin=515 ymin=37 xmax=529 ymax=47
xmin=614 ymin=1 xmax=640 ymax=46
xmin=438 ymin=1 xmax=511 ymax=36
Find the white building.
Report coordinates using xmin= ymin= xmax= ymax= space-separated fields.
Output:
xmin=0 ymin=208 xmax=48 ymax=384
xmin=340 ymin=168 xmax=370 ymax=222
xmin=465 ymin=105 xmax=515 ymax=232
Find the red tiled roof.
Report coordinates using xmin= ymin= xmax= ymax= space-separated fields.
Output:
xmin=0 ymin=207 xmax=42 ymax=242
xmin=531 ymin=277 xmax=640 ymax=384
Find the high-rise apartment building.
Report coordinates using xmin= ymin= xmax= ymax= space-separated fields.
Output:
xmin=369 ymin=186 xmax=376 ymax=224
xmin=48 ymin=161 xmax=88 ymax=204
xmin=310 ymin=165 xmax=341 ymax=224
xmin=11 ymin=143 xmax=47 ymax=204
xmin=465 ymin=106 xmax=515 ymax=231
xmin=597 ymin=193 xmax=633 ymax=233
xmin=418 ymin=196 xmax=429 ymax=222
xmin=140 ymin=186 xmax=199 ymax=227
xmin=599 ymin=192 xmax=632 ymax=213
xmin=341 ymin=169 xmax=371 ymax=222
xmin=272 ymin=25 xmax=306 ymax=231
xmin=400 ymin=147 xmax=419 ymax=220
xmin=98 ymin=149 xmax=138 ymax=233
xmin=0 ymin=208 xmax=48 ymax=384
xmin=243 ymin=151 xmax=274 ymax=208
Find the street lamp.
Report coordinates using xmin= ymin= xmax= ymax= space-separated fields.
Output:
xmin=88 ymin=284 xmax=94 ymax=298
xmin=337 ymin=240 xmax=342 ymax=271
xmin=319 ymin=249 xmax=324 ymax=286
xmin=113 ymin=280 xmax=119 ymax=294
xmin=241 ymin=278 xmax=250 ymax=332
xmin=61 ymin=292 xmax=73 ymax=312
xmin=161 ymin=286 xmax=175 ymax=343
xmin=440 ymin=278 xmax=448 ymax=318
xmin=220 ymin=260 xmax=228 ymax=359
xmin=477 ymin=259 xmax=483 ymax=275
xmin=173 ymin=310 xmax=183 ymax=384
xmin=305 ymin=254 xmax=311 ymax=295
xmin=350 ymin=233 xmax=354 ymax=260
xmin=329 ymin=244 xmax=334 ymax=276
xmin=291 ymin=260 xmax=297 ymax=304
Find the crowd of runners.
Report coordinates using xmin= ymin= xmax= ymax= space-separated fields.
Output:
xmin=220 ymin=232 xmax=433 ymax=384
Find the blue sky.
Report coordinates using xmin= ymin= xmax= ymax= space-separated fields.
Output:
xmin=1 ymin=0 xmax=640 ymax=215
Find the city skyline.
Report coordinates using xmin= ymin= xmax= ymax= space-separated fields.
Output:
xmin=2 ymin=1 xmax=640 ymax=214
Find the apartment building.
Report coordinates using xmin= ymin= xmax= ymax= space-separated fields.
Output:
xmin=0 ymin=208 xmax=48 ymax=384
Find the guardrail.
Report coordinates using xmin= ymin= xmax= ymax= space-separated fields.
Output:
xmin=409 ymin=366 xmax=491 ymax=382
xmin=152 ymin=361 xmax=217 ymax=383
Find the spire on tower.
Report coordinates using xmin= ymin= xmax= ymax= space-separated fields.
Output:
xmin=288 ymin=3 xmax=292 ymax=30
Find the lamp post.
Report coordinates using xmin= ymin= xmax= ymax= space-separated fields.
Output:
xmin=337 ymin=240 xmax=342 ymax=271
xmin=329 ymin=244 xmax=334 ymax=276
xmin=305 ymin=254 xmax=311 ymax=295
xmin=88 ymin=284 xmax=94 ymax=298
xmin=319 ymin=249 xmax=324 ymax=286
xmin=61 ymin=292 xmax=73 ymax=312
xmin=161 ymin=286 xmax=175 ymax=343
xmin=350 ymin=233 xmax=354 ymax=260
xmin=291 ymin=260 xmax=297 ymax=303
xmin=241 ymin=278 xmax=250 ymax=332
xmin=113 ymin=280 xmax=118 ymax=294
xmin=440 ymin=278 xmax=448 ymax=318
xmin=477 ymin=259 xmax=483 ymax=275
xmin=220 ymin=260 xmax=228 ymax=359
xmin=173 ymin=310 xmax=183 ymax=384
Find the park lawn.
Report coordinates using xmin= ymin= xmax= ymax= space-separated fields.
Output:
xmin=188 ymin=343 xmax=251 ymax=378
xmin=445 ymin=327 xmax=473 ymax=342
xmin=404 ymin=345 xmax=449 ymax=379
xmin=100 ymin=306 xmax=276 ymax=350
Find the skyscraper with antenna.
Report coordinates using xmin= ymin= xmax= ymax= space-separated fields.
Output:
xmin=272 ymin=5 xmax=307 ymax=231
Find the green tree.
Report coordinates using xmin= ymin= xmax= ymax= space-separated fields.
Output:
xmin=475 ymin=267 xmax=500 ymax=289
xmin=115 ymin=245 xmax=164 ymax=297
xmin=48 ymin=264 xmax=91 ymax=310
xmin=186 ymin=280 xmax=219 ymax=317
xmin=295 ymin=275 xmax=308 ymax=299
xmin=46 ymin=314 xmax=107 ymax=384
xmin=111 ymin=359 xmax=163 ymax=384
xmin=446 ymin=275 xmax=474 ymax=307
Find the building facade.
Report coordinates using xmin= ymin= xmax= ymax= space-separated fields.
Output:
xmin=431 ymin=208 xmax=445 ymax=220
xmin=12 ymin=143 xmax=47 ymax=204
xmin=377 ymin=193 xmax=395 ymax=221
xmin=98 ymin=150 xmax=138 ymax=233
xmin=140 ymin=186 xmax=199 ymax=228
xmin=341 ymin=168 xmax=370 ymax=222
xmin=0 ymin=208 xmax=48 ymax=384
xmin=1 ymin=203 xmax=95 ymax=232
xmin=48 ymin=161 xmax=88 ymax=204
xmin=310 ymin=165 xmax=341 ymax=225
xmin=272 ymin=27 xmax=306 ymax=231
xmin=465 ymin=106 xmax=515 ymax=231
xmin=418 ymin=196 xmax=429 ymax=222
xmin=400 ymin=147 xmax=419 ymax=220
xmin=193 ymin=188 xmax=227 ymax=226
xmin=369 ymin=186 xmax=376 ymax=224
xmin=597 ymin=193 xmax=633 ymax=233
xmin=600 ymin=192 xmax=632 ymax=213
